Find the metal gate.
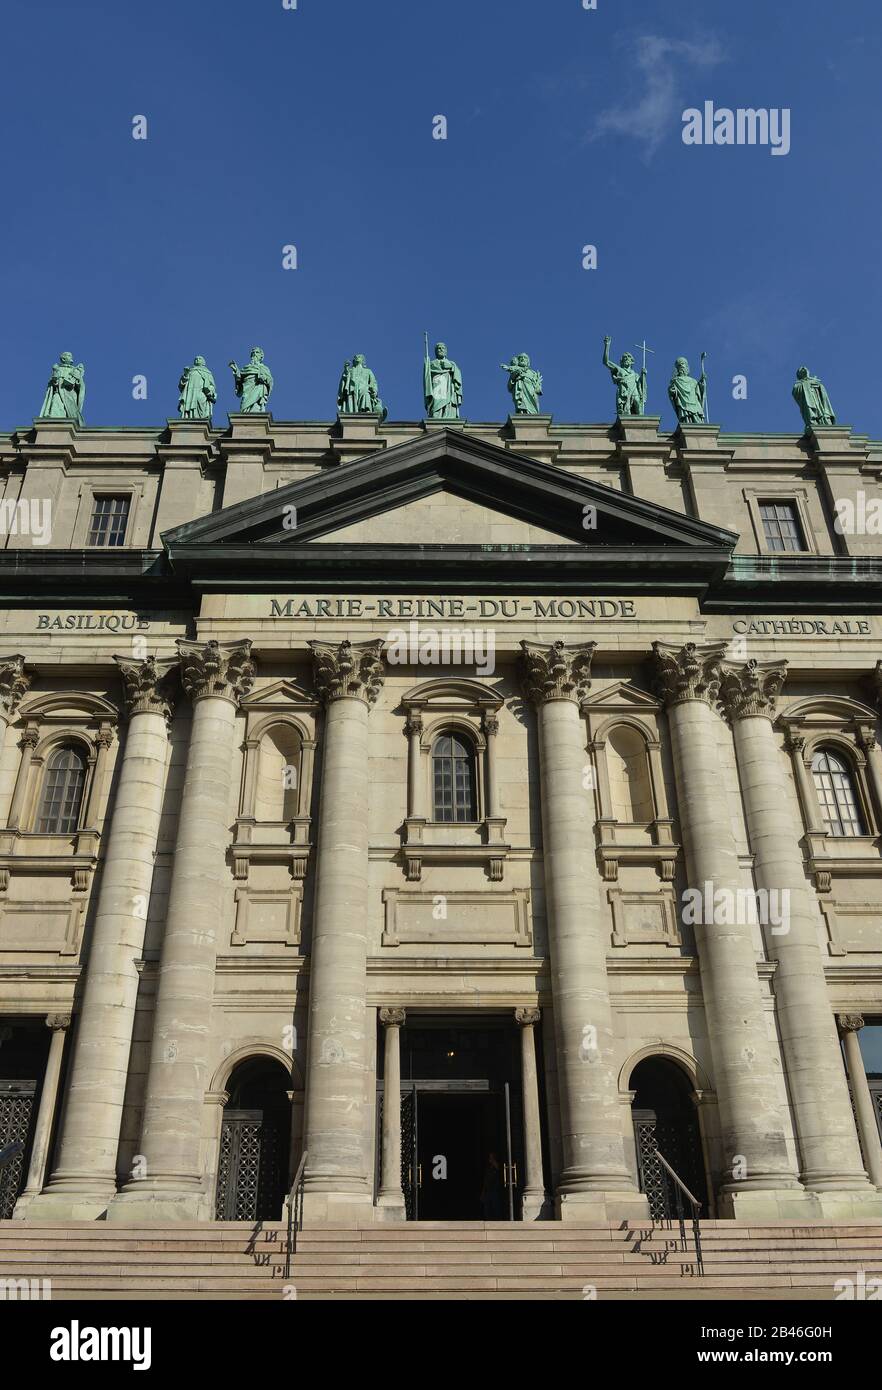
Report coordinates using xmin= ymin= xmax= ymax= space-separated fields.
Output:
xmin=215 ymin=1108 xmax=284 ymax=1222
xmin=0 ymin=1080 xmax=36 ymax=1219
xmin=633 ymin=1109 xmax=707 ymax=1221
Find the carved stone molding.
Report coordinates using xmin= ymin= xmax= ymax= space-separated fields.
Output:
xmin=114 ymin=654 xmax=178 ymax=721
xmin=515 ymin=1007 xmax=540 ymax=1027
xmin=46 ymin=1013 xmax=72 ymax=1031
xmin=380 ymin=1007 xmax=407 ymax=1028
xmin=309 ymin=638 xmax=385 ymax=707
xmin=519 ymin=639 xmax=595 ymax=705
xmin=650 ymin=641 xmax=727 ymax=709
xmin=719 ymin=659 xmax=788 ymax=722
xmin=0 ymin=656 xmax=30 ymax=722
xmin=178 ymin=638 xmax=256 ymax=706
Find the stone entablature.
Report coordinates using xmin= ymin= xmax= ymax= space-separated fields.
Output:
xmin=1 ymin=415 xmax=882 ymax=559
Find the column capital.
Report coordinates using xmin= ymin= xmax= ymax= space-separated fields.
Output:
xmin=309 ymin=638 xmax=385 ymax=707
xmin=483 ymin=711 xmax=500 ymax=737
xmin=379 ymin=1007 xmax=406 ymax=1028
xmin=114 ymin=654 xmax=178 ymax=721
xmin=519 ymin=639 xmax=595 ymax=705
xmin=857 ymin=723 xmax=878 ymax=754
xmin=515 ymin=1007 xmax=541 ymax=1027
xmin=0 ymin=655 xmax=30 ymax=722
xmin=650 ymin=640 xmax=727 ymax=708
xmin=838 ymin=1013 xmax=865 ymax=1034
xmin=177 ymin=638 xmax=256 ymax=706
xmin=404 ymin=712 xmax=424 ymax=738
xmin=45 ymin=1013 xmax=71 ymax=1031
xmin=719 ymin=658 xmax=787 ymax=722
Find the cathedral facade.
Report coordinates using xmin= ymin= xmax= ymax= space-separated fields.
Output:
xmin=1 ymin=407 xmax=881 ymax=1227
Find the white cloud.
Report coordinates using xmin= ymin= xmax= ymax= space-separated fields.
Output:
xmin=589 ymin=34 xmax=724 ymax=159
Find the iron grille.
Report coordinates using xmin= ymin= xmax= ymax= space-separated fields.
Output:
xmin=215 ymin=1111 xmax=283 ymax=1222
xmin=634 ymin=1111 xmax=707 ymax=1221
xmin=0 ymin=1081 xmax=36 ymax=1219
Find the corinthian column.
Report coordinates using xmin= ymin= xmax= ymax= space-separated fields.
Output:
xmin=651 ymin=643 xmax=802 ymax=1217
xmin=520 ymin=640 xmax=647 ymax=1222
xmin=720 ymin=659 xmax=881 ymax=1215
xmin=30 ymin=656 xmax=177 ymax=1219
xmin=110 ymin=639 xmax=255 ymax=1222
xmin=302 ymin=639 xmax=385 ymax=1221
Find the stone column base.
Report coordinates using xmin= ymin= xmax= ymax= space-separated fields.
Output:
xmin=719 ymin=1186 xmax=882 ymax=1221
xmin=14 ymin=1187 xmax=115 ymax=1222
xmin=374 ymin=1195 xmax=407 ymax=1222
xmin=556 ymin=1189 xmax=651 ymax=1223
xmin=521 ymin=1191 xmax=553 ymax=1222
xmin=107 ymin=1186 xmax=212 ymax=1223
xmin=300 ymin=1189 xmax=375 ymax=1225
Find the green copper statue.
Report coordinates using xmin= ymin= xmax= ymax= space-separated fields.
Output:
xmin=501 ymin=353 xmax=543 ymax=415
xmin=39 ymin=352 xmax=85 ymax=424
xmin=792 ymin=366 xmax=835 ymax=430
xmin=229 ymin=347 xmax=274 ymax=413
xmin=669 ymin=354 xmax=708 ymax=425
xmin=337 ymin=354 xmax=387 ymax=419
xmin=603 ymin=336 xmax=646 ymax=417
xmin=178 ymin=356 xmax=217 ymax=421
xmin=424 ymin=338 xmax=463 ymax=419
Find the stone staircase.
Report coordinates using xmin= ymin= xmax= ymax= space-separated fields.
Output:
xmin=1 ymin=1219 xmax=880 ymax=1300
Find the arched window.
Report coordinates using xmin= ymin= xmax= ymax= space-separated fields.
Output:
xmin=37 ymin=745 xmax=87 ymax=834
xmin=432 ymin=733 xmax=477 ymax=823
xmin=811 ymin=748 xmax=865 ymax=837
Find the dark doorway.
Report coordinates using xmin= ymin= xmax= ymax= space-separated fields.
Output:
xmin=382 ymin=1015 xmax=529 ymax=1221
xmin=215 ymin=1057 xmax=291 ymax=1222
xmin=631 ymin=1056 xmax=709 ymax=1219
xmin=0 ymin=1021 xmax=51 ymax=1219
xmin=417 ymin=1092 xmax=505 ymax=1220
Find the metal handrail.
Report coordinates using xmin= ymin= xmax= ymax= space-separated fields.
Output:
xmin=283 ymin=1150 xmax=308 ymax=1281
xmin=654 ymin=1148 xmax=704 ymax=1277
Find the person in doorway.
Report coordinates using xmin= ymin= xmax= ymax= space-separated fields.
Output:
xmin=480 ymin=1151 xmax=506 ymax=1220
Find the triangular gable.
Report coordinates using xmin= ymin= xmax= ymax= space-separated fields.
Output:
xmin=163 ymin=428 xmax=736 ymax=552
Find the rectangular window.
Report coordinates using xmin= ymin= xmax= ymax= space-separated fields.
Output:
xmin=88 ymin=495 xmax=130 ymax=547
xmin=758 ymin=500 xmax=806 ymax=552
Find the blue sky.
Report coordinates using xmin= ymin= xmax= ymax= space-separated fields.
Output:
xmin=1 ymin=0 xmax=880 ymax=434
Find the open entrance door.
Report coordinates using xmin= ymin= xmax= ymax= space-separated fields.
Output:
xmin=389 ymin=1016 xmax=528 ymax=1221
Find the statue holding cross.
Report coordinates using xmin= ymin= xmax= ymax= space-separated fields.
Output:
xmin=668 ymin=353 xmax=708 ymax=425
xmin=603 ymin=335 xmax=649 ymax=417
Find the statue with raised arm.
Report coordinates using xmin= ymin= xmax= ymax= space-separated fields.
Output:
xmin=178 ymin=355 xmax=217 ymax=421
xmin=337 ymin=353 xmax=386 ymax=419
xmin=669 ymin=354 xmax=708 ymax=425
xmin=229 ymin=346 xmax=274 ymax=413
xmin=424 ymin=338 xmax=463 ymax=419
xmin=501 ymin=353 xmax=543 ymax=415
xmin=39 ymin=352 xmax=85 ymax=424
xmin=792 ymin=366 xmax=835 ymax=430
xmin=602 ymin=336 xmax=646 ymax=417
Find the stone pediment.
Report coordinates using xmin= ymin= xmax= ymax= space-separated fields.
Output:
xmin=163 ymin=428 xmax=735 ymax=553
